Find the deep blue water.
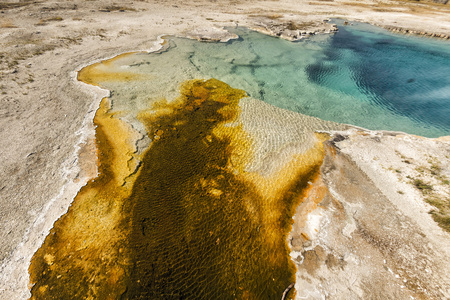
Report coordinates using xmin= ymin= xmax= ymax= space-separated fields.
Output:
xmin=306 ymin=19 xmax=450 ymax=136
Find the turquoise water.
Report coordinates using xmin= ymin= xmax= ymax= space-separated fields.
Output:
xmin=103 ymin=21 xmax=450 ymax=137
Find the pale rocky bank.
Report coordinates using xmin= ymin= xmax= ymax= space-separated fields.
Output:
xmin=0 ymin=0 xmax=449 ymax=299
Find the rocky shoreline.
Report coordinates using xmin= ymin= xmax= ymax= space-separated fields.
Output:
xmin=384 ymin=25 xmax=450 ymax=39
xmin=249 ymin=19 xmax=339 ymax=41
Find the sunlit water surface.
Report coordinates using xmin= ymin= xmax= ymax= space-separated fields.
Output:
xmin=101 ymin=20 xmax=450 ymax=137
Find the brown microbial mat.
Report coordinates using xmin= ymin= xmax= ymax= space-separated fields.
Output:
xmin=29 ymin=64 xmax=326 ymax=299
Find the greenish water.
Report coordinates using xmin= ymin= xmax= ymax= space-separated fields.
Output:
xmin=102 ymin=21 xmax=450 ymax=137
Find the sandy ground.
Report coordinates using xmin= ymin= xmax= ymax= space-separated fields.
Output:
xmin=290 ymin=129 xmax=450 ymax=299
xmin=0 ymin=0 xmax=449 ymax=299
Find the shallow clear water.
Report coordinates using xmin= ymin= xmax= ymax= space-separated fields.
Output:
xmin=99 ymin=21 xmax=450 ymax=137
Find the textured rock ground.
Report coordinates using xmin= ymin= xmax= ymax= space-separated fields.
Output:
xmin=291 ymin=130 xmax=450 ymax=299
xmin=0 ymin=0 xmax=449 ymax=299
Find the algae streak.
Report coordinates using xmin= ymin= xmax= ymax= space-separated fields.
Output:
xmin=29 ymin=97 xmax=141 ymax=299
xmin=30 ymin=77 xmax=325 ymax=299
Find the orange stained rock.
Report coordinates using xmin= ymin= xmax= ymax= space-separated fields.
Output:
xmin=293 ymin=175 xmax=330 ymax=242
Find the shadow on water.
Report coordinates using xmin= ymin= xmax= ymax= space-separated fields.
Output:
xmin=124 ymin=79 xmax=308 ymax=299
xmin=30 ymin=78 xmax=322 ymax=299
